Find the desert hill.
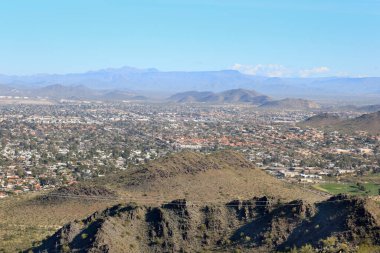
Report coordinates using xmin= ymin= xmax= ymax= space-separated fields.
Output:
xmin=301 ymin=111 xmax=380 ymax=134
xmin=300 ymin=113 xmax=342 ymax=128
xmin=168 ymin=89 xmax=271 ymax=105
xmin=30 ymin=195 xmax=380 ymax=252
xmin=217 ymin=89 xmax=271 ymax=104
xmin=259 ymin=98 xmax=321 ymax=110
xmin=167 ymin=91 xmax=215 ymax=103
xmin=97 ymin=150 xmax=322 ymax=203
xmin=340 ymin=111 xmax=380 ymax=134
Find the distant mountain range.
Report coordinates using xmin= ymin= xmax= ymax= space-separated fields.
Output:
xmin=168 ymin=89 xmax=271 ymax=104
xmin=301 ymin=111 xmax=380 ymax=134
xmin=1 ymin=66 xmax=380 ymax=99
xmin=168 ymin=89 xmax=325 ymax=110
xmin=0 ymin=84 xmax=331 ymax=109
xmin=0 ymin=84 xmax=147 ymax=101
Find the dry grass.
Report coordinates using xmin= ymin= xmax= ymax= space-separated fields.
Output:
xmin=0 ymin=193 xmax=118 ymax=252
xmin=111 ymin=150 xmax=324 ymax=203
xmin=122 ymin=166 xmax=324 ymax=203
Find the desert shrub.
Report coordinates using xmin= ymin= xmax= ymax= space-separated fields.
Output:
xmin=61 ymin=244 xmax=70 ymax=253
xmin=220 ymin=236 xmax=231 ymax=245
xmin=152 ymin=237 xmax=164 ymax=245
xmin=299 ymin=244 xmax=315 ymax=253
xmin=357 ymin=243 xmax=380 ymax=253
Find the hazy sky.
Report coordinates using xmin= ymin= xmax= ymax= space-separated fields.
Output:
xmin=1 ymin=0 xmax=379 ymax=77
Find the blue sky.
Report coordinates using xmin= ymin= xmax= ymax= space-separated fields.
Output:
xmin=0 ymin=0 xmax=379 ymax=77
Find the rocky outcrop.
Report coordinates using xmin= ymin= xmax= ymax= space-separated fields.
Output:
xmin=29 ymin=195 xmax=380 ymax=253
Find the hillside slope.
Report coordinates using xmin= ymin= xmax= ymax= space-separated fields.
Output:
xmin=98 ymin=150 xmax=322 ymax=203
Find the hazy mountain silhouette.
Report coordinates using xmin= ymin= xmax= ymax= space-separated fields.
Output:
xmin=1 ymin=67 xmax=380 ymax=98
xmin=168 ymin=89 xmax=271 ymax=104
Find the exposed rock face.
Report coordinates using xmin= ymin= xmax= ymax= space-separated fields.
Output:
xmin=278 ymin=195 xmax=380 ymax=250
xmin=30 ymin=195 xmax=380 ymax=253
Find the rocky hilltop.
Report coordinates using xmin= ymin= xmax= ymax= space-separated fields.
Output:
xmin=30 ymin=195 xmax=380 ymax=252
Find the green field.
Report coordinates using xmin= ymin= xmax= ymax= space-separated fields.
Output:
xmin=313 ymin=182 xmax=380 ymax=196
